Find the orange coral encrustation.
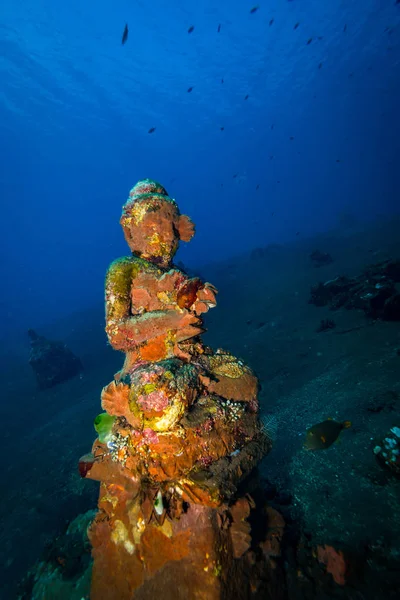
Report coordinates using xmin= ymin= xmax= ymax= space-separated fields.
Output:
xmin=80 ymin=179 xmax=272 ymax=599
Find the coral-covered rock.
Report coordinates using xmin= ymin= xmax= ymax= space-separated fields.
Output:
xmin=229 ymin=496 xmax=253 ymax=558
xmin=260 ymin=506 xmax=285 ymax=561
xmin=317 ymin=544 xmax=347 ymax=585
xmin=373 ymin=425 xmax=400 ymax=476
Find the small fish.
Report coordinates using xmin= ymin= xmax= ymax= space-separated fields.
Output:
xmin=187 ymin=86 xmax=193 ymax=92
xmin=250 ymin=6 xmax=259 ymax=14
xmin=304 ymin=419 xmax=351 ymax=451
xmin=307 ymin=37 xmax=313 ymax=45
xmin=290 ymin=136 xmax=294 ymax=140
xmin=188 ymin=25 xmax=194 ymax=33
xmin=318 ymin=62 xmax=323 ymax=69
xmin=233 ymin=174 xmax=238 ymax=178
xmin=244 ymin=94 xmax=249 ymax=100
xmin=121 ymin=23 xmax=128 ymax=45
xmin=221 ymin=78 xmax=224 ymax=83
xmin=294 ymin=22 xmax=299 ymax=30
xmin=271 ymin=124 xmax=274 ymax=129
xmin=343 ymin=24 xmax=347 ymax=32
xmin=269 ymin=19 xmax=274 ymax=26
xmin=220 ymin=126 xmax=224 ymax=131
xmin=256 ymin=184 xmax=260 ymax=190
xmin=148 ymin=127 xmax=156 ymax=134
xmin=218 ymin=24 xmax=221 ymax=33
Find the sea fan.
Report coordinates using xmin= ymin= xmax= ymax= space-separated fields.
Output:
xmin=260 ymin=414 xmax=278 ymax=442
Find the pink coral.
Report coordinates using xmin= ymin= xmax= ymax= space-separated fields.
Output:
xmin=137 ymin=390 xmax=169 ymax=412
xmin=142 ymin=428 xmax=160 ymax=445
xmin=198 ymin=455 xmax=213 ymax=468
xmin=202 ymin=417 xmax=214 ymax=433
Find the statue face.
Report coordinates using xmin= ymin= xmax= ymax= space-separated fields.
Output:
xmin=122 ymin=201 xmax=180 ymax=265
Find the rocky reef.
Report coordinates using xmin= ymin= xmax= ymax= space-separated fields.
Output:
xmin=309 ymin=259 xmax=400 ymax=320
xmin=79 ymin=180 xmax=274 ymax=599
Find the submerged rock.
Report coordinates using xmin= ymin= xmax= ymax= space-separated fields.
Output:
xmin=310 ymin=249 xmax=333 ymax=268
xmin=309 ymin=259 xmax=400 ymax=320
xmin=28 ymin=329 xmax=82 ymax=389
xmin=374 ymin=426 xmax=400 ymax=476
xmin=17 ymin=510 xmax=94 ymax=600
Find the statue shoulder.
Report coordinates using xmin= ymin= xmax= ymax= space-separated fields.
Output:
xmin=105 ymin=256 xmax=144 ymax=291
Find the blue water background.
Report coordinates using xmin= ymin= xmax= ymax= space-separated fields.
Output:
xmin=1 ymin=0 xmax=399 ymax=339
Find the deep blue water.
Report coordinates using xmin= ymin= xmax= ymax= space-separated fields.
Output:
xmin=1 ymin=1 xmax=399 ymax=340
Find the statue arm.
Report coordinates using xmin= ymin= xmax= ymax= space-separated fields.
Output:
xmin=105 ymin=258 xmax=200 ymax=351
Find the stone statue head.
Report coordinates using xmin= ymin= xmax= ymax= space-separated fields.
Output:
xmin=120 ymin=179 xmax=195 ymax=266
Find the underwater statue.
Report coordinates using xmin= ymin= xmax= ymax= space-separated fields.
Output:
xmin=80 ymin=180 xmax=272 ymax=599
